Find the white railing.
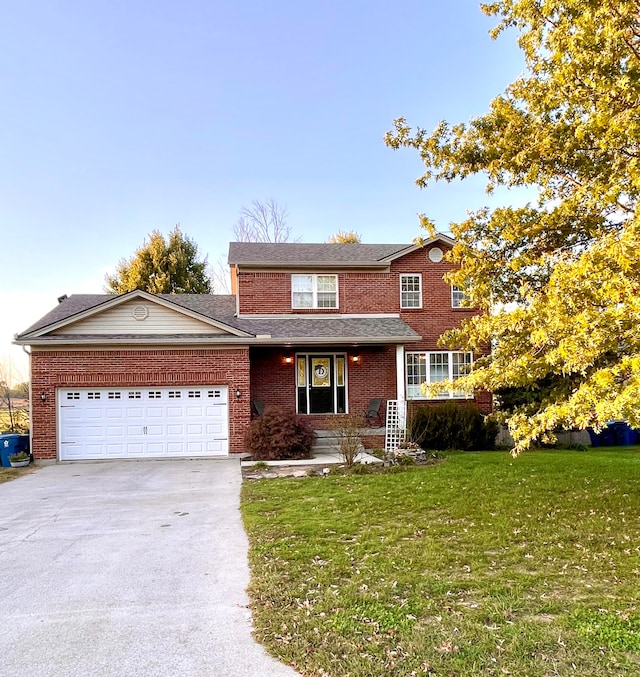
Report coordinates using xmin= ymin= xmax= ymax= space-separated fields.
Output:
xmin=384 ymin=399 xmax=407 ymax=452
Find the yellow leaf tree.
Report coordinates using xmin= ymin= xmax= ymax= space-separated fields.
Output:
xmin=328 ymin=230 xmax=362 ymax=243
xmin=385 ymin=0 xmax=640 ymax=451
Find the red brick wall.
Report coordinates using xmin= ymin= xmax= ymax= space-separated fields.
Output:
xmin=30 ymin=347 xmax=251 ymax=460
xmin=240 ymin=245 xmax=491 ymax=414
xmin=236 ymin=247 xmax=478 ymax=349
xmin=249 ymin=346 xmax=397 ymax=425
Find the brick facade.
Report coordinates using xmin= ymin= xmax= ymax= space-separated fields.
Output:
xmin=244 ymin=244 xmax=490 ymax=423
xmin=23 ymin=241 xmax=491 ymax=462
xmin=30 ymin=347 xmax=250 ymax=460
xmin=250 ymin=345 xmax=398 ymax=423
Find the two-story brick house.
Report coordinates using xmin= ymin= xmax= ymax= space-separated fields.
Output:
xmin=14 ymin=235 xmax=489 ymax=462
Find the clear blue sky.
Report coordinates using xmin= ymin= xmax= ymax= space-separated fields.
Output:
xmin=2 ymin=1 xmax=524 ymax=381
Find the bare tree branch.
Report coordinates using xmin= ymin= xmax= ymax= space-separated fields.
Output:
xmin=232 ymin=199 xmax=298 ymax=242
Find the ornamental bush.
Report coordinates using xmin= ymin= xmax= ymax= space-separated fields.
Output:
xmin=244 ymin=408 xmax=315 ymax=460
xmin=408 ymin=401 xmax=497 ymax=451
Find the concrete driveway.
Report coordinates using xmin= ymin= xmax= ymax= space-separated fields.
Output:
xmin=0 ymin=461 xmax=299 ymax=677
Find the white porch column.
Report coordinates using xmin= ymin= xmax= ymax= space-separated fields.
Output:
xmin=395 ymin=345 xmax=405 ymax=402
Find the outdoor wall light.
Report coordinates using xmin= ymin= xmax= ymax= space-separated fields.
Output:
xmin=351 ymin=355 xmax=360 ymax=363
xmin=284 ymin=356 xmax=293 ymax=364
xmin=235 ymin=389 xmax=242 ymax=399
xmin=40 ymin=392 xmax=47 ymax=402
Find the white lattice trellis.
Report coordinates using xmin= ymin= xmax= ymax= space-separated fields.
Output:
xmin=385 ymin=399 xmax=407 ymax=452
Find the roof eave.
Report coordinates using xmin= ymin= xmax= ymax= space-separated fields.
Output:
xmin=15 ymin=334 xmax=421 ymax=347
xmin=250 ymin=335 xmax=421 ymax=346
xmin=233 ymin=261 xmax=391 ymax=270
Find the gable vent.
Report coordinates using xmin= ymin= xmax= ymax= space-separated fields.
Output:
xmin=428 ymin=247 xmax=444 ymax=263
xmin=132 ymin=305 xmax=149 ymax=321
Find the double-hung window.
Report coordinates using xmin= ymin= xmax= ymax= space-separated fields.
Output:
xmin=400 ymin=274 xmax=422 ymax=309
xmin=292 ymin=274 xmax=338 ymax=309
xmin=451 ymin=285 xmax=468 ymax=308
xmin=405 ymin=350 xmax=473 ymax=399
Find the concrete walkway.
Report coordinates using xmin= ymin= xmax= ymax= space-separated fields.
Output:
xmin=0 ymin=461 xmax=299 ymax=677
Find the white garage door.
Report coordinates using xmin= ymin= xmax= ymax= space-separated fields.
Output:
xmin=58 ymin=387 xmax=228 ymax=460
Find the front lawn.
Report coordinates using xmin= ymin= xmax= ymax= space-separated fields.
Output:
xmin=241 ymin=449 xmax=640 ymax=676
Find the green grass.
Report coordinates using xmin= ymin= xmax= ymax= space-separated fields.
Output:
xmin=241 ymin=449 xmax=640 ymax=676
xmin=0 ymin=466 xmax=35 ymax=483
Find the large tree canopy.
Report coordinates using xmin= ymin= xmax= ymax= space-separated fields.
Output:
xmin=385 ymin=0 xmax=640 ymax=451
xmin=105 ymin=226 xmax=212 ymax=294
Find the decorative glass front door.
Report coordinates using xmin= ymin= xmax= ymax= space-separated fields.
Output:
xmin=296 ymin=353 xmax=347 ymax=414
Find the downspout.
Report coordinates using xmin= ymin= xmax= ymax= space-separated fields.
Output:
xmin=21 ymin=345 xmax=34 ymax=459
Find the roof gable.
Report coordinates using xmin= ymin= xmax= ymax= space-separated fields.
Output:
xmin=17 ymin=291 xmax=250 ymax=340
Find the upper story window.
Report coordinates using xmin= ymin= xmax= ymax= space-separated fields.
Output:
xmin=292 ymin=274 xmax=338 ymax=309
xmin=452 ymin=285 xmax=469 ymax=308
xmin=400 ymin=274 xmax=422 ymax=309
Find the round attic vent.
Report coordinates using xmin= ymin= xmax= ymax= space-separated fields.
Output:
xmin=428 ymin=247 xmax=443 ymax=263
xmin=132 ymin=305 xmax=149 ymax=321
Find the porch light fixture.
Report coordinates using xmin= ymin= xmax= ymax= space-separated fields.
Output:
xmin=235 ymin=389 xmax=242 ymax=399
xmin=284 ymin=356 xmax=293 ymax=364
xmin=351 ymin=355 xmax=360 ymax=363
xmin=40 ymin=392 xmax=47 ymax=403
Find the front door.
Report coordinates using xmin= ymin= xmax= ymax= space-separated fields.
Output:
xmin=296 ymin=353 xmax=347 ymax=414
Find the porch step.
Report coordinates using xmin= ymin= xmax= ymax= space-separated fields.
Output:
xmin=312 ymin=430 xmax=339 ymax=453
xmin=312 ymin=428 xmax=386 ymax=452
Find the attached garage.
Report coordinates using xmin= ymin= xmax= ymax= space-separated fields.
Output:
xmin=58 ymin=386 xmax=229 ymax=460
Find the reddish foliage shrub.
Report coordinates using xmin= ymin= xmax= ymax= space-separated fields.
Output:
xmin=244 ymin=408 xmax=315 ymax=460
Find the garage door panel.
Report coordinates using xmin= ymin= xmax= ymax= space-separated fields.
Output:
xmin=126 ymin=408 xmax=144 ymax=418
xmin=186 ymin=406 xmax=205 ymax=417
xmin=58 ymin=387 xmax=228 ymax=460
xmin=147 ymin=444 xmax=166 ymax=455
xmin=166 ymin=441 xmax=185 ymax=453
xmin=62 ymin=408 xmax=83 ymax=420
xmin=206 ymin=422 xmax=225 ymax=435
xmin=206 ymin=439 xmax=227 ymax=454
xmin=85 ymin=443 xmax=107 ymax=457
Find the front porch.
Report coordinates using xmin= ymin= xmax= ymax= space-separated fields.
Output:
xmin=249 ymin=345 xmax=405 ymax=423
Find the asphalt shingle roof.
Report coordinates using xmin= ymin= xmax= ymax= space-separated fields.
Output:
xmin=227 ymin=242 xmax=414 ymax=265
xmin=16 ymin=293 xmax=420 ymax=344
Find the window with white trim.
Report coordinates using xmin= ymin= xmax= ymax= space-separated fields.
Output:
xmin=452 ymin=285 xmax=469 ymax=308
xmin=400 ymin=274 xmax=422 ymax=309
xmin=292 ymin=274 xmax=338 ymax=309
xmin=406 ymin=351 xmax=473 ymax=399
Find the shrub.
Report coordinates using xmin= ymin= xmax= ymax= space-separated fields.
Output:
xmin=244 ymin=408 xmax=315 ymax=460
xmin=328 ymin=413 xmax=365 ymax=468
xmin=409 ymin=401 xmax=498 ymax=451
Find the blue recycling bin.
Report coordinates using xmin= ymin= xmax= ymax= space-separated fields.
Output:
xmin=587 ymin=428 xmax=601 ymax=447
xmin=0 ymin=434 xmax=30 ymax=467
xmin=610 ymin=422 xmax=638 ymax=446
xmin=598 ymin=427 xmax=617 ymax=447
